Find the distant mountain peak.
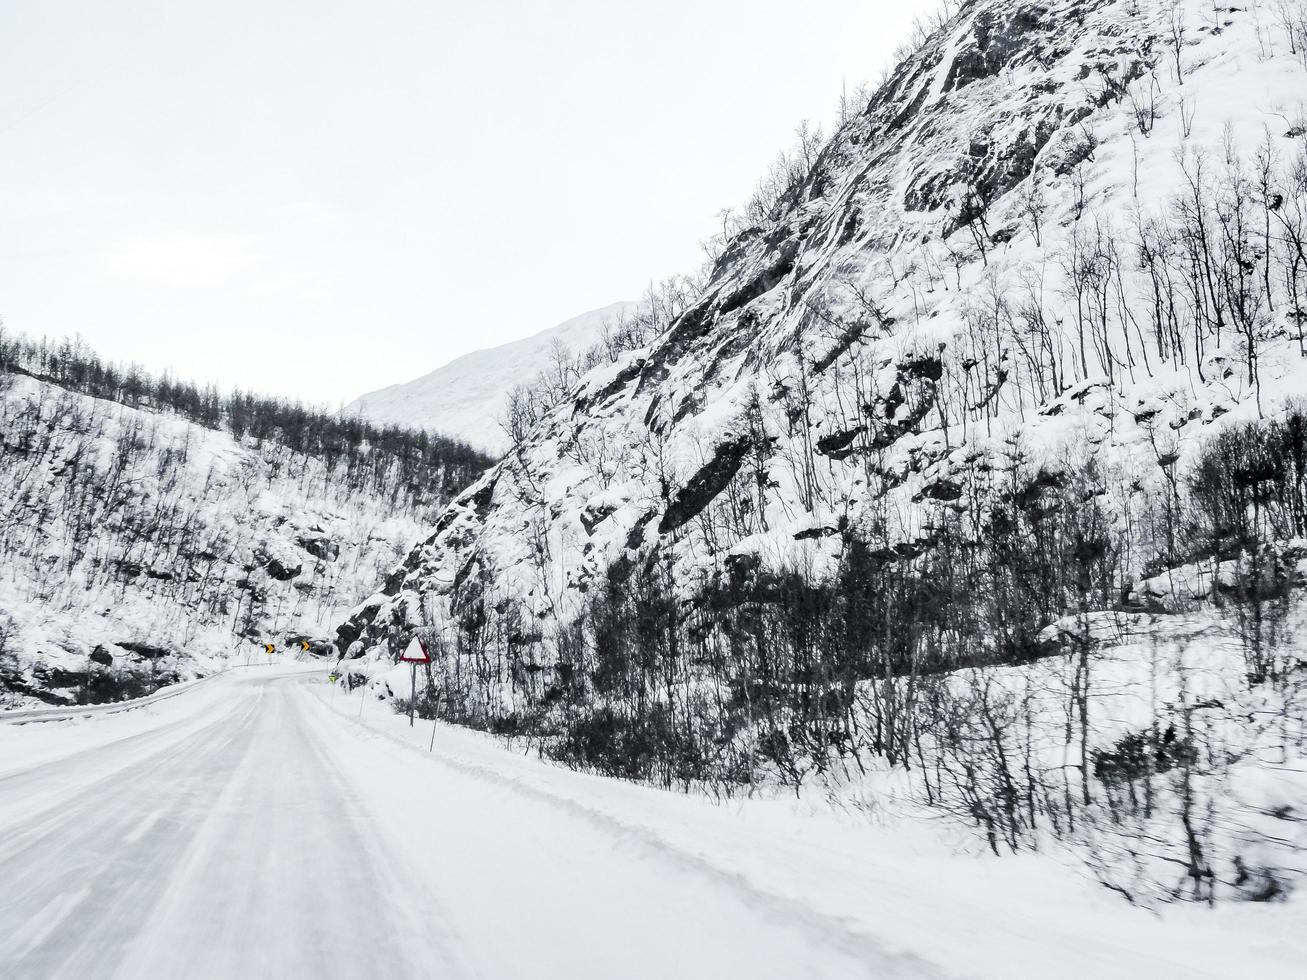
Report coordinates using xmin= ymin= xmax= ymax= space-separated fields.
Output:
xmin=346 ymin=301 xmax=643 ymax=454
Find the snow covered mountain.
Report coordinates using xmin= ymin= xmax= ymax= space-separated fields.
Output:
xmin=0 ymin=361 xmax=489 ymax=708
xmin=345 ymin=301 xmax=642 ymax=454
xmin=342 ymin=0 xmax=1307 ymax=677
xmin=338 ymin=0 xmax=1307 ymax=903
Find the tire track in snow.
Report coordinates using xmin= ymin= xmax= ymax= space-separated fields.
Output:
xmin=0 ymin=688 xmax=265 ymax=978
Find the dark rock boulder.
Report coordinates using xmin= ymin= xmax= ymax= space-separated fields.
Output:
xmin=918 ymin=479 xmax=965 ymax=503
xmin=296 ymin=533 xmax=340 ymax=562
xmin=659 ymin=434 xmax=755 ymax=534
xmin=116 ymin=640 xmax=171 ymax=659
xmin=817 ymin=427 xmax=862 ymax=459
xmin=261 ymin=554 xmax=302 ymax=581
xmin=580 ymin=500 xmax=619 ymax=536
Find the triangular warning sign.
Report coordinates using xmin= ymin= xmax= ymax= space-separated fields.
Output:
xmin=400 ymin=636 xmax=431 ymax=664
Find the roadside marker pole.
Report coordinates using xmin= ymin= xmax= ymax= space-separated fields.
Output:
xmin=408 ymin=663 xmax=417 ymax=727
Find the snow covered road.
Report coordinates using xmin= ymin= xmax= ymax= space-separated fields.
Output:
xmin=0 ymin=670 xmax=458 ymax=978
xmin=0 ymin=669 xmax=928 ymax=979
xmin=1 ymin=668 xmax=1301 ymax=979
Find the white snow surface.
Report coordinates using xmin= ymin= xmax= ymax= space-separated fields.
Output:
xmin=346 ymin=301 xmax=642 ymax=454
xmin=1 ymin=666 xmax=1302 ymax=979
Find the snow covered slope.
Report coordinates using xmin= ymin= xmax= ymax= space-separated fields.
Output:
xmin=343 ymin=0 xmax=1307 ymax=656
xmin=337 ymin=0 xmax=1307 ymax=902
xmin=346 ymin=301 xmax=641 ymax=454
xmin=0 ymin=371 xmax=463 ymax=708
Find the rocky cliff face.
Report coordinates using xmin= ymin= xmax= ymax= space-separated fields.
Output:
xmin=339 ymin=0 xmax=1307 ymax=665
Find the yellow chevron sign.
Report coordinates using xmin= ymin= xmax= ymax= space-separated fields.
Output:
xmin=301 ymin=640 xmax=311 ymax=652
xmin=264 ymin=643 xmax=275 ymax=655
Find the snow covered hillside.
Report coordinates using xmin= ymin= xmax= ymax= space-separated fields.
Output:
xmin=344 ymin=0 xmax=1307 ymax=652
xmin=338 ymin=0 xmax=1307 ymax=904
xmin=0 ymin=367 xmax=487 ymax=708
xmin=346 ymin=301 xmax=641 ymax=454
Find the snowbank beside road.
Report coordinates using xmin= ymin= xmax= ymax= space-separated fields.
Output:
xmin=320 ymin=683 xmax=1305 ymax=980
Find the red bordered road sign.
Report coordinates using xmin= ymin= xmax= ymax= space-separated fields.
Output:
xmin=400 ymin=637 xmax=431 ymax=664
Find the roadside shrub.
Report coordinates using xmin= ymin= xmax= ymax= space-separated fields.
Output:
xmin=1093 ymin=725 xmax=1198 ymax=786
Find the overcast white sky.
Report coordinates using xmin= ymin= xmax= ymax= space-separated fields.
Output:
xmin=0 ymin=1 xmax=935 ymax=405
